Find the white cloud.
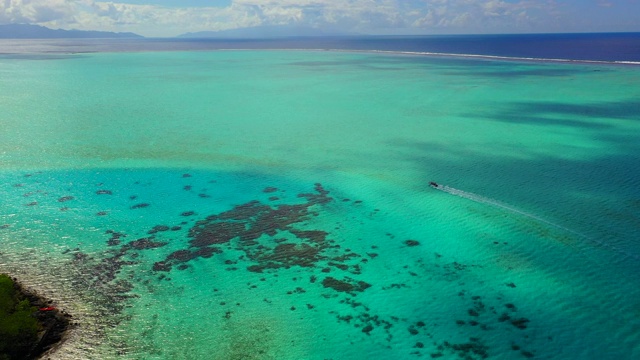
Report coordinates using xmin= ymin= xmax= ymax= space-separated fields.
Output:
xmin=0 ymin=0 xmax=573 ymax=37
xmin=0 ymin=0 xmax=76 ymax=24
xmin=409 ymin=0 xmax=560 ymax=33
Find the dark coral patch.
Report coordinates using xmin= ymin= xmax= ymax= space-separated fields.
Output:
xmin=147 ymin=225 xmax=170 ymax=234
xmin=247 ymin=242 xmax=324 ymax=273
xmin=216 ymin=200 xmax=269 ymax=221
xmin=167 ymin=250 xmax=195 ymax=262
xmin=297 ymin=183 xmax=332 ymax=205
xmin=439 ymin=338 xmax=489 ymax=359
xmin=189 ymin=222 xmax=245 ymax=247
xmin=510 ymin=318 xmax=530 ymax=329
xmin=106 ymin=230 xmax=125 ymax=246
xmin=130 ymin=203 xmax=150 ymax=209
xmin=263 ymin=187 xmax=278 ymax=193
xmin=154 ymin=246 xmax=222 ymax=272
xmin=334 ymin=309 xmax=395 ymax=342
xmin=329 ymin=262 xmax=348 ymax=271
xmin=289 ymin=230 xmax=328 ymax=243
xmin=404 ymin=240 xmax=420 ymax=247
xmin=322 ymin=277 xmax=371 ymax=293
xmin=125 ymin=238 xmax=168 ymax=251
xmin=275 ymin=243 xmax=320 ymax=264
xmin=181 ymin=211 xmax=195 ymax=217
xmin=194 ymin=246 xmax=221 ymax=259
xmin=96 ymin=190 xmax=113 ymax=195
xmin=58 ymin=196 xmax=74 ymax=202
xmin=153 ymin=261 xmax=172 ymax=272
xmin=150 ymin=184 xmax=366 ymax=297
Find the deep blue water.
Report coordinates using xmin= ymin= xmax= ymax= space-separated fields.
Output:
xmin=334 ymin=33 xmax=640 ymax=62
xmin=2 ymin=32 xmax=640 ymax=63
xmin=173 ymin=32 xmax=640 ymax=62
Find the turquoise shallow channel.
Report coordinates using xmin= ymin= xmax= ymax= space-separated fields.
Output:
xmin=1 ymin=49 xmax=640 ymax=359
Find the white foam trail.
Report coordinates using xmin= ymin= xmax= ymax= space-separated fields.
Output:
xmin=432 ymin=184 xmax=640 ymax=261
xmin=214 ymin=48 xmax=640 ymax=66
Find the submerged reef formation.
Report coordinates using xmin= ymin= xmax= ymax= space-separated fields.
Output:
xmin=0 ymin=274 xmax=71 ymax=360
xmin=153 ymin=183 xmax=358 ymax=276
xmin=4 ymin=171 xmax=547 ymax=358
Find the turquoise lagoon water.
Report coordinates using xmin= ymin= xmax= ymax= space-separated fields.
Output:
xmin=1 ymin=49 xmax=640 ymax=359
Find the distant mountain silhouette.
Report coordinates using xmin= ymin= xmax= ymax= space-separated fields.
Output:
xmin=0 ymin=24 xmax=143 ymax=39
xmin=178 ymin=25 xmax=352 ymax=39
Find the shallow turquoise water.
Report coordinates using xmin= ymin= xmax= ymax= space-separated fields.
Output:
xmin=1 ymin=50 xmax=639 ymax=359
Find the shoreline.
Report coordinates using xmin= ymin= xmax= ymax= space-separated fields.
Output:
xmin=2 ymin=275 xmax=73 ymax=359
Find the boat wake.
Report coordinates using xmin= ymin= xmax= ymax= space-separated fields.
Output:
xmin=430 ymin=182 xmax=639 ymax=261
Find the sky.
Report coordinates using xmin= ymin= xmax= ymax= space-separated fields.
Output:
xmin=0 ymin=0 xmax=639 ymax=37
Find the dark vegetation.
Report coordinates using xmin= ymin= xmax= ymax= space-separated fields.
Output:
xmin=0 ymin=274 xmax=71 ymax=360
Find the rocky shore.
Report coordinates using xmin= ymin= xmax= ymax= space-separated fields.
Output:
xmin=0 ymin=274 xmax=72 ymax=360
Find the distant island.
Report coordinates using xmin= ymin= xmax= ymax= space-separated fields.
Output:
xmin=178 ymin=25 xmax=352 ymax=39
xmin=0 ymin=24 xmax=143 ymax=39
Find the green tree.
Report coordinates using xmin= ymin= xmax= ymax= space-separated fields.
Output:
xmin=0 ymin=274 xmax=40 ymax=360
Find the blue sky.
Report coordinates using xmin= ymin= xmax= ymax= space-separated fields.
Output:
xmin=0 ymin=0 xmax=639 ymax=37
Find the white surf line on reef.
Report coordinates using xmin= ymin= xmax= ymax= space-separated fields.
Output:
xmin=215 ymin=48 xmax=640 ymax=66
xmin=431 ymin=183 xmax=639 ymax=261
xmin=366 ymin=50 xmax=640 ymax=66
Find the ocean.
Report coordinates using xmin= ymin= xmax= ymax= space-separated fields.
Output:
xmin=1 ymin=34 xmax=639 ymax=359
